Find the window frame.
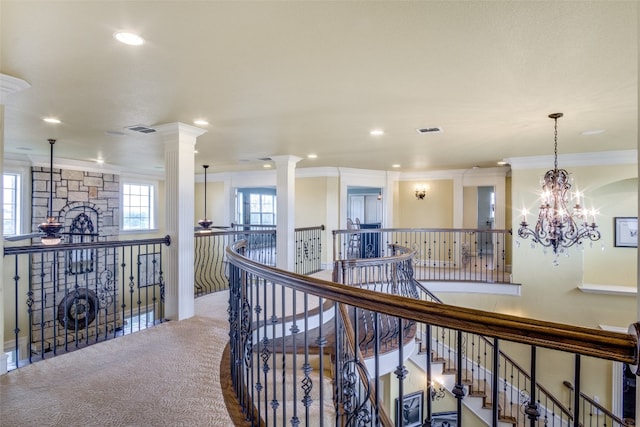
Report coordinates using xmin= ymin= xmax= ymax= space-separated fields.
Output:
xmin=3 ymin=162 xmax=30 ymax=237
xmin=120 ymin=179 xmax=158 ymax=234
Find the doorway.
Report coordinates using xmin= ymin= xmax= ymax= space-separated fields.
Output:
xmin=347 ymin=187 xmax=382 ymax=226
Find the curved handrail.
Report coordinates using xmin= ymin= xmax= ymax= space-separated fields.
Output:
xmin=227 ymin=240 xmax=638 ymax=364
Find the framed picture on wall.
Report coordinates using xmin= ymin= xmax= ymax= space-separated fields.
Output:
xmin=395 ymin=391 xmax=423 ymax=427
xmin=431 ymin=411 xmax=458 ymax=427
xmin=614 ymin=217 xmax=638 ymax=248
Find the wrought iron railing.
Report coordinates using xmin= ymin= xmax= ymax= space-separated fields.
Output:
xmin=411 ymin=281 xmax=572 ymax=426
xmin=295 ymin=225 xmax=325 ymax=275
xmin=227 ymin=240 xmax=638 ymax=427
xmin=563 ymin=380 xmax=633 ymax=427
xmin=333 ymin=228 xmax=512 ymax=284
xmin=194 ymin=225 xmax=325 ymax=296
xmin=3 ymin=235 xmax=170 ymax=368
xmin=194 ymin=229 xmax=276 ymax=296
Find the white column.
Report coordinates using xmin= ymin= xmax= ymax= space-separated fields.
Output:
xmin=1 ymin=74 xmax=30 ymax=374
xmin=452 ymin=172 xmax=464 ymax=229
xmin=155 ymin=123 xmax=207 ymax=321
xmin=272 ymin=155 xmax=302 ymax=271
xmin=0 ymin=104 xmax=6 ymax=374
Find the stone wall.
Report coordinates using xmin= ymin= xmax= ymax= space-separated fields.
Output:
xmin=30 ymin=167 xmax=122 ymax=352
xmin=31 ymin=167 xmax=120 ymax=240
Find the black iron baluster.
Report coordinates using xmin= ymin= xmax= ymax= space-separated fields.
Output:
xmin=302 ymin=292 xmax=312 ymax=426
xmin=290 ymin=288 xmax=300 ymax=427
xmin=317 ymin=296 xmax=327 ymax=425
xmin=492 ymin=338 xmax=499 ymax=427
xmin=395 ymin=316 xmax=408 ymax=427
xmin=525 ymin=346 xmax=540 ymax=426
xmin=452 ymin=330 xmax=466 ymax=423
xmin=573 ymin=355 xmax=581 ymax=427
xmin=12 ymin=256 xmax=20 ymax=367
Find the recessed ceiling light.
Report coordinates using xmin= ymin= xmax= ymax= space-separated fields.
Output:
xmin=392 ymin=164 xmax=401 ymax=168
xmin=194 ymin=150 xmax=199 ymax=154
xmin=114 ymin=32 xmax=145 ymax=46
xmin=370 ymin=129 xmax=384 ymax=136
xmin=497 ymin=161 xmax=508 ymax=166
xmin=194 ymin=119 xmax=209 ymax=126
xmin=307 ymin=154 xmax=317 ymax=159
xmin=96 ymin=159 xmax=104 ymax=164
xmin=581 ymin=129 xmax=605 ymax=136
xmin=43 ymin=117 xmax=61 ymax=124
xmin=263 ymin=164 xmax=272 ymax=169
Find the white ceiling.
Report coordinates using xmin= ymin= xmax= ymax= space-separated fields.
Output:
xmin=1 ymin=1 xmax=637 ymax=175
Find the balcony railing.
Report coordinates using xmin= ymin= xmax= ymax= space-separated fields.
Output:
xmin=333 ymin=227 xmax=512 ymax=284
xmin=194 ymin=225 xmax=325 ymax=296
xmin=4 ymin=235 xmax=171 ymax=368
xmin=227 ymin=239 xmax=638 ymax=426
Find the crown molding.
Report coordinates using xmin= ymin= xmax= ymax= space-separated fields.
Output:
xmin=399 ymin=166 xmax=509 ymax=181
xmin=26 ymin=154 xmax=165 ymax=179
xmin=0 ymin=73 xmax=30 ymax=100
xmin=507 ymin=150 xmax=637 ymax=170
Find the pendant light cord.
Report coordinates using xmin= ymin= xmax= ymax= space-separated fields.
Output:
xmin=48 ymin=139 xmax=56 ymax=218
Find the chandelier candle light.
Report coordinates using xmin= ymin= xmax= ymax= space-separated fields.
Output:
xmin=39 ymin=139 xmax=63 ymax=245
xmin=517 ymin=113 xmax=600 ymax=254
xmin=197 ymin=164 xmax=213 ymax=230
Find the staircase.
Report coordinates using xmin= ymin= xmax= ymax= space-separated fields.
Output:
xmin=410 ymin=328 xmax=571 ymax=427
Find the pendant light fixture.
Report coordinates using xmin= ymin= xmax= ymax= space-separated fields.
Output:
xmin=518 ymin=113 xmax=600 ymax=254
xmin=197 ymin=164 xmax=213 ymax=230
xmin=38 ymin=139 xmax=63 ymax=245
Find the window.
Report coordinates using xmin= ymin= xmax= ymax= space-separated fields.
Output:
xmin=236 ymin=188 xmax=277 ymax=225
xmin=3 ymin=173 xmax=20 ymax=236
xmin=250 ymin=193 xmax=276 ymax=225
xmin=122 ymin=183 xmax=155 ymax=231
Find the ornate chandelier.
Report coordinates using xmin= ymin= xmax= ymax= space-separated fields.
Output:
xmin=518 ymin=113 xmax=600 ymax=254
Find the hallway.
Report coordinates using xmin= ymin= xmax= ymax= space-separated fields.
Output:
xmin=1 ymin=292 xmax=233 ymax=426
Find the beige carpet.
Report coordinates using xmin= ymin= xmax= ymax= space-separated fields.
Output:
xmin=1 ymin=291 xmax=233 ymax=427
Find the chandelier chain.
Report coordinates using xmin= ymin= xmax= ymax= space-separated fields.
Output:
xmin=553 ymin=117 xmax=558 ymax=170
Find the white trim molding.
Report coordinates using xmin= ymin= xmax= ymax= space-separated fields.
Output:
xmin=507 ymin=150 xmax=637 ymax=170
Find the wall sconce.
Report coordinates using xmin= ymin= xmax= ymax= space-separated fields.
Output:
xmin=415 ymin=186 xmax=427 ymax=200
xmin=430 ymin=380 xmax=446 ymax=401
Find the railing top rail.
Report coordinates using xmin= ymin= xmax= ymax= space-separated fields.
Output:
xmin=334 ymin=243 xmax=416 ymax=269
xmin=293 ymin=224 xmax=325 ymax=232
xmin=228 ymin=240 xmax=639 ymax=365
xmin=4 ymin=235 xmax=171 ymax=256
xmin=195 ymin=229 xmax=276 ymax=238
xmin=332 ymin=227 xmax=512 ymax=235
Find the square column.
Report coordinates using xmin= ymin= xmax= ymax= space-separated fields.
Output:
xmin=155 ymin=123 xmax=207 ymax=320
xmin=272 ymin=155 xmax=301 ymax=271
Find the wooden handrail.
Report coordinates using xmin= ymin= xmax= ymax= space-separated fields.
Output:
xmin=228 ymin=240 xmax=639 ymax=364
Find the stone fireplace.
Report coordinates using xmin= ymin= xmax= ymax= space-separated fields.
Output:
xmin=29 ymin=167 xmax=122 ymax=352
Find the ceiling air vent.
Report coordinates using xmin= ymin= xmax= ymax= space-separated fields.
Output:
xmin=416 ymin=127 xmax=443 ymax=134
xmin=126 ymin=124 xmax=157 ymax=134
